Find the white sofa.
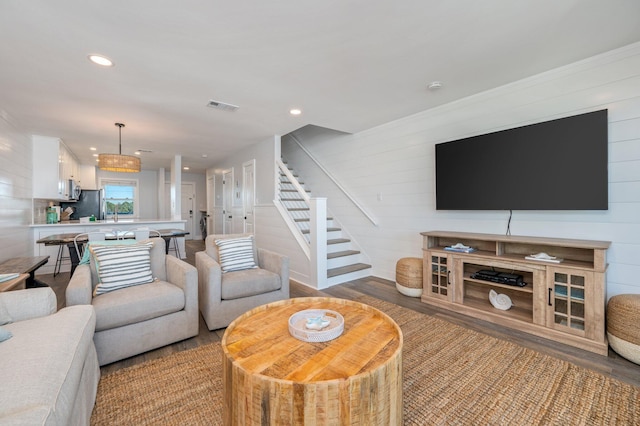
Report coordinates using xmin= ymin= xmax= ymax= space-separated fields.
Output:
xmin=0 ymin=287 xmax=99 ymax=425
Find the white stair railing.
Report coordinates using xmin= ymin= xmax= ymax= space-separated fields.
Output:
xmin=275 ymin=159 xmax=328 ymax=288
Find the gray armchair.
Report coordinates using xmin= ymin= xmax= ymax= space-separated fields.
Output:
xmin=66 ymin=238 xmax=198 ymax=366
xmin=196 ymin=233 xmax=289 ymax=330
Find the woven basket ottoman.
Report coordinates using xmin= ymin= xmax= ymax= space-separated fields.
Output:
xmin=395 ymin=257 xmax=423 ymax=297
xmin=607 ymin=294 xmax=640 ymax=364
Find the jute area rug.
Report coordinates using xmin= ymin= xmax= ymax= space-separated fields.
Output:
xmin=91 ymin=296 xmax=639 ymax=425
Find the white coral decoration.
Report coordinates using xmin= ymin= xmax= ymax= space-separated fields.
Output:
xmin=305 ymin=316 xmax=331 ymax=330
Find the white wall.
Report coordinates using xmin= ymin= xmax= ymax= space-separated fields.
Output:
xmin=210 ymin=135 xmax=280 ymax=229
xmin=182 ymin=172 xmax=207 ymax=213
xmin=162 ymin=171 xmax=207 ymax=239
xmin=285 ymin=42 xmax=640 ymax=298
xmin=94 ymin=168 xmax=207 ymax=224
xmin=0 ymin=113 xmax=33 ymax=261
xmin=209 ymin=136 xmax=310 ymax=281
xmin=96 ymin=169 xmax=159 ymax=219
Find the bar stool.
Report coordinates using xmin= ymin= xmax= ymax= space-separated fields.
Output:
xmin=168 ymin=236 xmax=182 ymax=258
xmin=53 ymin=245 xmax=71 ymax=277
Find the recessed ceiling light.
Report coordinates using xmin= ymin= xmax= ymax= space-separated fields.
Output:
xmin=88 ymin=54 xmax=114 ymax=67
xmin=201 ymin=154 xmax=208 ymax=158
xmin=290 ymin=108 xmax=302 ymax=116
xmin=183 ymin=166 xmax=190 ymax=170
xmin=134 ymin=151 xmax=141 ymax=155
xmin=90 ymin=147 xmax=96 ymax=151
xmin=92 ymin=154 xmax=98 ymax=157
xmin=427 ymin=81 xmax=443 ymax=90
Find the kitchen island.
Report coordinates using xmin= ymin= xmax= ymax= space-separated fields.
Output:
xmin=31 ymin=219 xmax=187 ymax=275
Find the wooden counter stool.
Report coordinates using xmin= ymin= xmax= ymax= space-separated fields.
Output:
xmin=607 ymin=294 xmax=640 ymax=364
xmin=395 ymin=257 xmax=423 ymax=297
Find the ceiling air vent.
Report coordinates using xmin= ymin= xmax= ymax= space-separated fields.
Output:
xmin=206 ymin=99 xmax=239 ymax=112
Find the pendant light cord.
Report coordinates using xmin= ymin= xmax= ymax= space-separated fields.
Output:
xmin=115 ymin=123 xmax=125 ymax=155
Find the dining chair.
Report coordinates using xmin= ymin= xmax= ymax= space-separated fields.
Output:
xmin=73 ymin=232 xmax=108 ymax=259
xmin=119 ymin=228 xmax=161 ymax=241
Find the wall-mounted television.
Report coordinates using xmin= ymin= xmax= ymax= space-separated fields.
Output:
xmin=435 ymin=109 xmax=608 ymax=211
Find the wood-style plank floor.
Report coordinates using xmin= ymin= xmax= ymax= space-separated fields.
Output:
xmin=38 ymin=239 xmax=640 ymax=386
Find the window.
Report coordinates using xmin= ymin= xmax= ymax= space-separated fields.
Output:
xmin=101 ymin=179 xmax=138 ymax=218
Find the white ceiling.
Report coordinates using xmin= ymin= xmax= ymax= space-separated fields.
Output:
xmin=2 ymin=0 xmax=640 ymax=173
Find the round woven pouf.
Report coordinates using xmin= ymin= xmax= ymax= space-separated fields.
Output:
xmin=395 ymin=257 xmax=423 ymax=297
xmin=607 ymin=294 xmax=640 ymax=364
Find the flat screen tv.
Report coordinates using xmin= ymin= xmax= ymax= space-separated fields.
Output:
xmin=435 ymin=109 xmax=608 ymax=210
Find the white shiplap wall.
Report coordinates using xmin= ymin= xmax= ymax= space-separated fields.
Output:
xmin=0 ymin=113 xmax=33 ymax=261
xmin=284 ymin=42 xmax=640 ymax=298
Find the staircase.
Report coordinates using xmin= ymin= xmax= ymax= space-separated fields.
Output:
xmin=279 ymin=161 xmax=371 ymax=286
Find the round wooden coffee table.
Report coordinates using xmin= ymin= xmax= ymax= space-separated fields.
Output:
xmin=221 ymin=297 xmax=403 ymax=425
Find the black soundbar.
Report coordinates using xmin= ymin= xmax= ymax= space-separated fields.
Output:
xmin=471 ymin=270 xmax=525 ymax=287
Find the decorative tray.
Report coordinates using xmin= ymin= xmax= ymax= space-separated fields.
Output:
xmin=288 ymin=309 xmax=344 ymax=343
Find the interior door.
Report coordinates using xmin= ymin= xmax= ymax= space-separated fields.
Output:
xmin=181 ymin=183 xmax=195 ymax=240
xmin=223 ymin=170 xmax=233 ymax=234
xmin=242 ymin=160 xmax=255 ymax=233
xmin=206 ymin=174 xmax=215 ymax=237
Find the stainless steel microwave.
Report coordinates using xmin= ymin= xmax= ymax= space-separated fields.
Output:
xmin=67 ymin=179 xmax=81 ymax=201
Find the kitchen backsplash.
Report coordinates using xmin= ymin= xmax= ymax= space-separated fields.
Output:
xmin=33 ymin=199 xmax=56 ymax=224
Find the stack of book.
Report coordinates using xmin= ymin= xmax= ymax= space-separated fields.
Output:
xmin=0 ymin=273 xmax=19 ymax=283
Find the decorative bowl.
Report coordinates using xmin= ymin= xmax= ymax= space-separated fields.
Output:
xmin=288 ymin=309 xmax=344 ymax=342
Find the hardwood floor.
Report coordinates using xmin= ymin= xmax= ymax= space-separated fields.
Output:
xmin=37 ymin=239 xmax=640 ymax=386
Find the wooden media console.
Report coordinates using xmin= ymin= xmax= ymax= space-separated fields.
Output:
xmin=421 ymin=231 xmax=611 ymax=355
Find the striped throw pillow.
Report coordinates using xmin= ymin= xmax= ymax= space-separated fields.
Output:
xmin=215 ymin=236 xmax=257 ymax=273
xmin=90 ymin=242 xmax=154 ymax=295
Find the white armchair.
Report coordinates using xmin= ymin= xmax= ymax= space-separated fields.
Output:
xmin=66 ymin=238 xmax=198 ymax=365
xmin=196 ymin=233 xmax=289 ymax=330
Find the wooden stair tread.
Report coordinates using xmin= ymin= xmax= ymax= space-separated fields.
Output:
xmin=327 ymin=250 xmax=360 ymax=259
xmin=301 ymin=227 xmax=341 ymax=234
xmin=294 ymin=217 xmax=333 ymax=222
xmin=327 ymin=263 xmax=371 ymax=278
xmin=328 ymin=238 xmax=350 ymax=245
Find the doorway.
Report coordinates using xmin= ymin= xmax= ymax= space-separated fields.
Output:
xmin=242 ymin=160 xmax=255 ymax=233
xmin=222 ymin=169 xmax=233 ymax=234
xmin=164 ymin=182 xmax=196 ymax=240
xmin=181 ymin=182 xmax=195 ymax=240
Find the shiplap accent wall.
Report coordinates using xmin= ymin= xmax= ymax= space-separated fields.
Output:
xmin=284 ymin=42 xmax=640 ymax=298
xmin=0 ymin=113 xmax=33 ymax=261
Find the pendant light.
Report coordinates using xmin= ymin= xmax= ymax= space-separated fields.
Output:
xmin=98 ymin=123 xmax=141 ymax=173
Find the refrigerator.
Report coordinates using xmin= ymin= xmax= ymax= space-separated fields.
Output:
xmin=61 ymin=189 xmax=105 ymax=220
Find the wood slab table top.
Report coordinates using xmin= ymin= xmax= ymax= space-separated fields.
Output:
xmin=0 ymin=256 xmax=49 ymax=274
xmin=36 ymin=230 xmax=189 ymax=245
xmin=222 ymin=297 xmax=403 ymax=425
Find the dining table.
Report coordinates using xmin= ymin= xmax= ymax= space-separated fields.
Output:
xmin=36 ymin=229 xmax=189 ymax=276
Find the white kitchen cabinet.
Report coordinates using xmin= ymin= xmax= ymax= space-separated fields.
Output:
xmin=33 ymin=136 xmax=79 ymax=200
xmin=77 ymin=165 xmax=97 ymax=190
